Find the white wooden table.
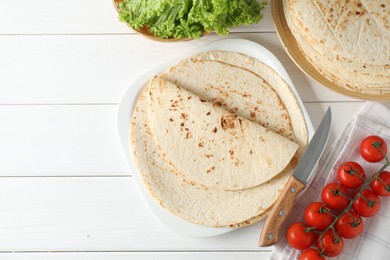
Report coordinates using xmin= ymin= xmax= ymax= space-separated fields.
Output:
xmin=0 ymin=1 xmax=365 ymax=259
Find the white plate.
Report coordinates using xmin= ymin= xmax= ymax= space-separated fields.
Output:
xmin=117 ymin=38 xmax=314 ymax=237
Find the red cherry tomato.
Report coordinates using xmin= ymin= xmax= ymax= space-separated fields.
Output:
xmin=316 ymin=230 xmax=344 ymax=257
xmin=360 ymin=135 xmax=387 ymax=163
xmin=353 ymin=189 xmax=380 ymax=217
xmin=370 ymin=171 xmax=390 ymax=196
xmin=337 ymin=161 xmax=366 ymax=189
xmin=304 ymin=202 xmax=334 ymax=231
xmin=286 ymin=222 xmax=316 ymax=250
xmin=321 ymin=182 xmax=350 ymax=210
xmin=335 ymin=211 xmax=364 ymax=239
xmin=299 ymin=248 xmax=326 ymax=260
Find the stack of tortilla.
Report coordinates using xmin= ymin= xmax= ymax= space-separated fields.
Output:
xmin=283 ymin=0 xmax=390 ymax=95
xmin=130 ymin=50 xmax=308 ymax=227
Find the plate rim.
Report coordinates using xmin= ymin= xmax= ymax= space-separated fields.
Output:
xmin=271 ymin=0 xmax=390 ymax=101
xmin=117 ymin=38 xmax=314 ymax=237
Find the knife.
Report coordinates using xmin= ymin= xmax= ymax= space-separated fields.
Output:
xmin=259 ymin=107 xmax=332 ymax=247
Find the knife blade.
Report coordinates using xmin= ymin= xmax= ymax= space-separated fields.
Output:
xmin=259 ymin=107 xmax=332 ymax=247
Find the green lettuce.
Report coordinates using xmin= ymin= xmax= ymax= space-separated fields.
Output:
xmin=118 ymin=0 xmax=267 ymax=39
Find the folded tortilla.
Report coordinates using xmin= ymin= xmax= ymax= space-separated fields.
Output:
xmin=146 ymin=76 xmax=298 ymax=190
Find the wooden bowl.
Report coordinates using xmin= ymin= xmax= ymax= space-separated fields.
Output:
xmin=113 ymin=0 xmax=200 ymax=42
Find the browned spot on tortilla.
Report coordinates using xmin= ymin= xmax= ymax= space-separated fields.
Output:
xmin=185 ymin=132 xmax=192 ymax=139
xmin=206 ymin=112 xmax=211 ymax=115
xmin=206 ymin=166 xmax=215 ymax=173
xmin=198 ymin=142 xmax=204 ymax=148
xmin=212 ymin=127 xmax=218 ymax=133
xmin=204 ymin=154 xmax=214 ymax=158
xmin=267 ymin=158 xmax=273 ymax=166
xmin=181 ymin=113 xmax=188 ymax=119
xmin=200 ymin=98 xmax=207 ymax=102
xmin=250 ymin=111 xmax=256 ymax=119
xmin=229 ymin=149 xmax=235 ymax=159
xmin=221 ymin=114 xmax=237 ymax=130
xmin=169 ymin=118 xmax=173 ymax=122
xmin=249 ymin=149 xmax=253 ymax=155
xmin=187 ymin=96 xmax=192 ymax=100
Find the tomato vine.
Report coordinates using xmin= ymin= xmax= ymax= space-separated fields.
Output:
xmin=286 ymin=135 xmax=390 ymax=259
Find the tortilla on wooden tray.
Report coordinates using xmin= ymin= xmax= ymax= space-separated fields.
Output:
xmin=283 ymin=0 xmax=390 ymax=95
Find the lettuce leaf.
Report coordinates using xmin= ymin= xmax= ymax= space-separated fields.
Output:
xmin=118 ymin=0 xmax=267 ymax=39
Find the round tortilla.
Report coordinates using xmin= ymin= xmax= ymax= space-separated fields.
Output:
xmin=146 ymin=76 xmax=298 ymax=190
xmin=130 ymin=90 xmax=292 ymax=227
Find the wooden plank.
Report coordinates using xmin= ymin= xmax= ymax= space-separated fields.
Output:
xmin=0 ymin=102 xmax=364 ymax=176
xmin=0 ymin=1 xmax=274 ymax=35
xmin=0 ymin=33 xmax=357 ymax=104
xmin=0 ymin=105 xmax=129 ymax=176
xmin=303 ymin=102 xmax=364 ymax=145
xmin=0 ymin=177 xmax=271 ymax=251
xmin=0 ymin=252 xmax=271 ymax=260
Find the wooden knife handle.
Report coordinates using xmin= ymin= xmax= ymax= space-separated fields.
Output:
xmin=259 ymin=176 xmax=305 ymax=247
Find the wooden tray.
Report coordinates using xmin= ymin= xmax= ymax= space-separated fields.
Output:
xmin=271 ymin=0 xmax=390 ymax=101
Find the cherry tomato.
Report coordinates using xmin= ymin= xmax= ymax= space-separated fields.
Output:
xmin=316 ymin=230 xmax=344 ymax=257
xmin=304 ymin=202 xmax=334 ymax=231
xmin=360 ymin=135 xmax=387 ymax=163
xmin=335 ymin=211 xmax=364 ymax=239
xmin=353 ymin=189 xmax=380 ymax=217
xmin=286 ymin=222 xmax=316 ymax=250
xmin=299 ymin=248 xmax=326 ymax=260
xmin=337 ymin=161 xmax=366 ymax=189
xmin=321 ymin=182 xmax=350 ymax=210
xmin=370 ymin=171 xmax=390 ymax=196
